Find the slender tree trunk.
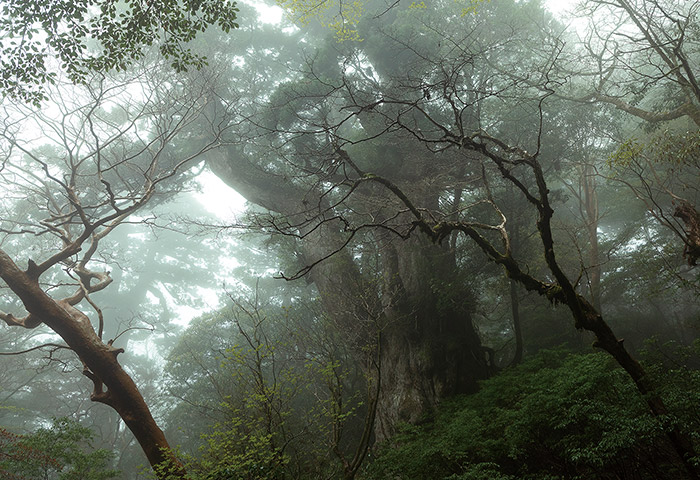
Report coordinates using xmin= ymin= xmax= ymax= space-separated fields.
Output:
xmin=536 ymin=162 xmax=699 ymax=478
xmin=578 ymin=300 xmax=699 ymax=480
xmin=582 ymin=164 xmax=602 ymax=311
xmin=509 ymin=279 xmax=523 ymax=366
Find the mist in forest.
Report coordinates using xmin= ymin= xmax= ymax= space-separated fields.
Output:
xmin=0 ymin=0 xmax=698 ymax=479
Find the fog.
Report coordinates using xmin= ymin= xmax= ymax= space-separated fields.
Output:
xmin=0 ymin=0 xmax=698 ymax=479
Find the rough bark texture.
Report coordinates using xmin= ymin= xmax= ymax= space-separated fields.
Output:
xmin=673 ymin=199 xmax=700 ymax=266
xmin=508 ymin=279 xmax=523 ymax=366
xmin=0 ymin=251 xmax=183 ymax=478
xmin=208 ymin=147 xmax=490 ymax=440
xmin=374 ymin=237 xmax=487 ymax=439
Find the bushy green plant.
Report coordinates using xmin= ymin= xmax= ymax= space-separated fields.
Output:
xmin=0 ymin=417 xmax=119 ymax=480
xmin=365 ymin=348 xmax=697 ymax=479
xmin=640 ymin=338 xmax=700 ymax=463
xmin=164 ymin=296 xmax=374 ymax=480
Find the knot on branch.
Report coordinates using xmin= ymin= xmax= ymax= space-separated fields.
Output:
xmin=431 ymin=222 xmax=454 ymax=244
xmin=592 ymin=337 xmax=625 ymax=351
xmin=83 ymin=367 xmax=113 ymax=406
xmin=107 ymin=339 xmax=125 ymax=358
xmin=0 ymin=312 xmax=43 ymax=329
xmin=26 ymin=259 xmax=41 ymax=280
xmin=544 ymin=284 xmax=563 ymax=305
xmin=90 ymin=391 xmax=112 ymax=404
xmin=1 ymin=313 xmax=21 ymax=327
xmin=75 ymin=268 xmax=113 ymax=292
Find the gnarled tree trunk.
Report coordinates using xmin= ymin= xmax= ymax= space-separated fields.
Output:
xmin=208 ymin=148 xmax=490 ymax=440
xmin=374 ymin=236 xmax=487 ymax=439
xmin=0 ymin=251 xmax=184 ymax=478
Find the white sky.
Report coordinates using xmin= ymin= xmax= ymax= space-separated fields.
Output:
xmin=546 ymin=0 xmax=580 ymax=18
xmin=254 ymin=2 xmax=284 ymax=23
xmin=194 ymin=170 xmax=247 ymax=219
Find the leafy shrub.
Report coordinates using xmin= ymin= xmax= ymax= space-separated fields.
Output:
xmin=365 ymin=348 xmax=698 ymax=480
xmin=0 ymin=417 xmax=119 ymax=480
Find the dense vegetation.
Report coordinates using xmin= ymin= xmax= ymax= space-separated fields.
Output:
xmin=369 ymin=344 xmax=700 ymax=479
xmin=0 ymin=0 xmax=698 ymax=478
xmin=0 ymin=418 xmax=119 ymax=479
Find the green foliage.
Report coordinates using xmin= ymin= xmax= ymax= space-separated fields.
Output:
xmin=276 ymin=0 xmax=491 ymax=42
xmin=0 ymin=417 xmax=119 ymax=480
xmin=0 ymin=0 xmax=239 ymax=104
xmin=608 ymin=129 xmax=700 ymax=168
xmin=366 ymin=348 xmax=697 ymax=479
xmin=640 ymin=339 xmax=700 ymax=457
xmin=186 ymin=316 xmax=302 ymax=478
xmin=459 ymin=0 xmax=492 ymax=16
xmin=608 ymin=138 xmax=645 ymax=167
xmin=164 ymin=293 xmax=373 ymax=479
xmin=277 ymin=0 xmax=365 ymax=42
xmin=196 ymin=418 xmax=289 ymax=480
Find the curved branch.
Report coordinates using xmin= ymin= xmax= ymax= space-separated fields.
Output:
xmin=0 ymin=342 xmax=70 ymax=355
xmin=0 ymin=310 xmax=44 ymax=329
xmin=594 ymin=94 xmax=698 ymax=125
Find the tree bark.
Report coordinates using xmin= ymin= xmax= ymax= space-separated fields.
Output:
xmin=673 ymin=200 xmax=700 ymax=266
xmin=0 ymin=251 xmax=184 ymax=478
xmin=508 ymin=279 xmax=523 ymax=366
xmin=374 ymin=236 xmax=487 ymax=439
xmin=207 ymin=147 xmax=490 ymax=440
xmin=582 ymin=164 xmax=602 ymax=311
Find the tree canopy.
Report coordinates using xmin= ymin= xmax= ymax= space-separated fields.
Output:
xmin=0 ymin=0 xmax=239 ymax=104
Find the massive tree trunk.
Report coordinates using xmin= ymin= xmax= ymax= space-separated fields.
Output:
xmin=374 ymin=236 xmax=487 ymax=440
xmin=0 ymin=251 xmax=184 ymax=479
xmin=208 ymin=147 xmax=490 ymax=440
